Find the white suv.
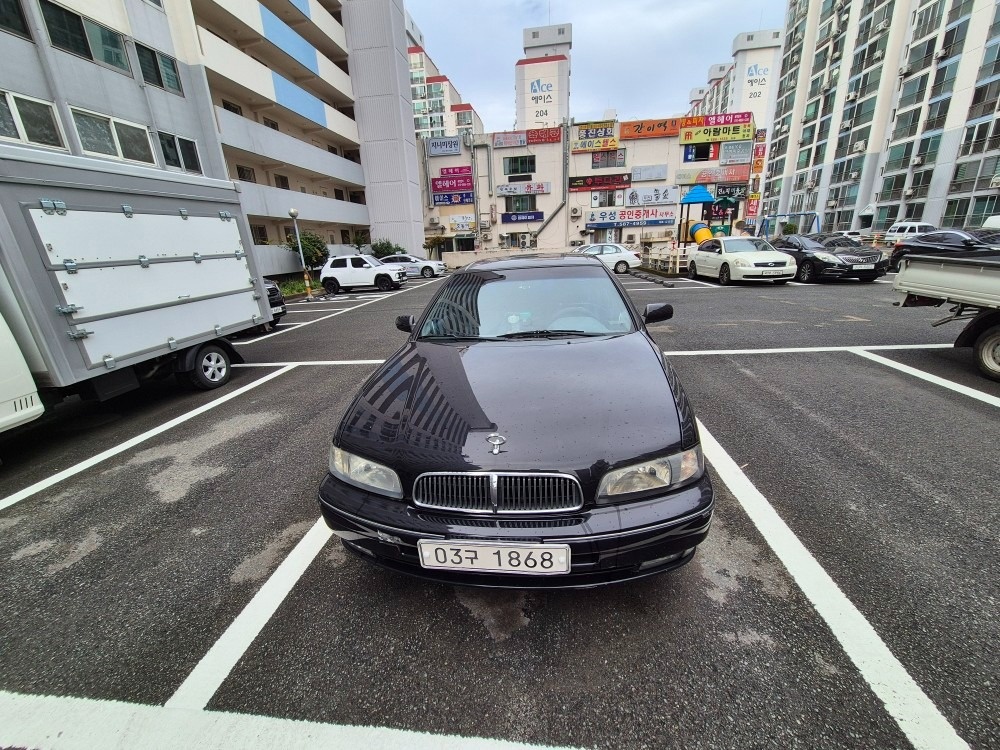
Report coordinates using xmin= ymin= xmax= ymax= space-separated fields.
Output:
xmin=320 ymin=255 xmax=407 ymax=294
xmin=380 ymin=254 xmax=446 ymax=278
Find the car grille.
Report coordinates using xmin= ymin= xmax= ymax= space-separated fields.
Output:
xmin=838 ymin=254 xmax=881 ymax=264
xmin=266 ymin=287 xmax=283 ymax=303
xmin=413 ymin=472 xmax=584 ymax=514
xmin=753 ymin=261 xmax=787 ymax=267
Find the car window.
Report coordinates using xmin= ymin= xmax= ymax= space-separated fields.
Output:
xmin=920 ymin=225 xmax=936 ymax=233
xmin=418 ymin=266 xmax=635 ymax=338
xmin=722 ymin=238 xmax=776 ymax=253
xmin=350 ymin=257 xmax=367 ymax=268
xmin=331 ymin=258 xmax=347 ymax=268
xmin=918 ymin=233 xmax=947 ymax=243
xmin=698 ymin=240 xmax=719 ymax=252
xmin=361 ymin=255 xmax=383 ymax=266
xmin=582 ymin=247 xmax=601 ymax=255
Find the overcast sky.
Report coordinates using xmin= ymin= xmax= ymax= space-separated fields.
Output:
xmin=405 ymin=0 xmax=789 ymax=132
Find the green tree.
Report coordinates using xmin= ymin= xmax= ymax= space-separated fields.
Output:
xmin=350 ymin=231 xmax=368 ymax=254
xmin=369 ymin=238 xmax=406 ymax=258
xmin=285 ymin=230 xmax=329 ymax=272
xmin=422 ymin=235 xmax=448 ymax=258
xmin=782 ymin=222 xmax=799 ymax=235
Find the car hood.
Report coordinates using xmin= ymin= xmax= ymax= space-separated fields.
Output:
xmin=732 ymin=251 xmax=792 ymax=263
xmin=335 ymin=333 xmax=692 ymax=495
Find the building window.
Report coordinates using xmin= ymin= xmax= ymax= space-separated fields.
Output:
xmin=341 ymin=229 xmax=351 ymax=244
xmin=456 ymin=111 xmax=473 ymax=126
xmin=274 ymin=174 xmax=289 ymax=190
xmin=591 ymin=190 xmax=623 ymax=208
xmin=236 ymin=164 xmax=256 ymax=182
xmin=327 ymin=145 xmax=338 ymax=155
xmin=135 ymin=43 xmax=182 ymax=94
xmin=40 ymin=0 xmax=129 ymax=73
xmin=263 ymin=117 xmax=278 ymax=131
xmin=505 ymin=195 xmax=536 ymax=212
xmin=592 ymin=149 xmax=626 ymax=169
xmin=157 ymin=132 xmax=201 ymax=173
xmin=222 ymin=99 xmax=242 ymax=115
xmin=1 ymin=0 xmax=31 ymax=38
xmin=503 ymin=155 xmax=535 ymax=175
xmin=532 ymin=31 xmax=539 ymax=38
xmin=249 ymin=224 xmax=268 ymax=244
xmin=72 ymin=109 xmax=154 ymax=163
xmin=942 ymin=198 xmax=969 ymax=227
xmin=334 ymin=188 xmax=345 ymax=201
xmin=349 ymin=191 xmax=365 ymax=204
xmin=0 ymin=90 xmax=64 ymax=147
xmin=969 ymin=196 xmax=998 ymax=227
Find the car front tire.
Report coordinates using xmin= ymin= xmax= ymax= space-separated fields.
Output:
xmin=718 ymin=264 xmax=731 ymax=286
xmin=375 ymin=275 xmax=393 ymax=292
xmin=323 ymin=278 xmax=340 ymax=295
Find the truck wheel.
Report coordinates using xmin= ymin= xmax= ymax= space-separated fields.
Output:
xmin=375 ymin=275 xmax=393 ymax=292
xmin=188 ymin=344 xmax=231 ymax=390
xmin=974 ymin=326 xmax=1000 ymax=382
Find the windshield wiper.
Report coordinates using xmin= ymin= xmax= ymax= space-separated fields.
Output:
xmin=419 ymin=334 xmax=501 ymax=341
xmin=497 ymin=329 xmax=604 ymax=339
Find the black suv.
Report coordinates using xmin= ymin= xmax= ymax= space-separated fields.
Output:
xmin=263 ymin=279 xmax=286 ymax=330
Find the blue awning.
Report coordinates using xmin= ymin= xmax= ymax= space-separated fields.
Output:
xmin=680 ymin=185 xmax=716 ymax=204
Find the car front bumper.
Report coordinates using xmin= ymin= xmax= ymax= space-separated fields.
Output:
xmin=731 ymin=265 xmax=796 ymax=281
xmin=318 ymin=472 xmax=714 ymax=588
xmin=816 ymin=261 xmax=889 ymax=279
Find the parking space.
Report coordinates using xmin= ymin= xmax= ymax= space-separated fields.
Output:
xmin=0 ymin=272 xmax=994 ymax=750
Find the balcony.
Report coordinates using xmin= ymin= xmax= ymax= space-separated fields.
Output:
xmin=884 ymin=157 xmax=910 ymax=171
xmin=969 ymin=100 xmax=999 ymax=120
xmin=891 ymin=122 xmax=920 ymax=141
xmin=237 ymin=181 xmax=370 ymax=225
xmin=929 ymin=79 xmax=955 ymax=98
xmin=924 ymin=115 xmax=947 ymax=131
xmin=978 ymin=60 xmax=1000 ymax=80
xmin=947 ymin=0 xmax=974 ymax=24
xmin=881 ymin=188 xmax=903 ymax=201
xmin=909 ymin=185 xmax=930 ymax=198
xmin=948 ymin=179 xmax=976 ymax=192
xmin=257 ymin=0 xmax=349 ymax=59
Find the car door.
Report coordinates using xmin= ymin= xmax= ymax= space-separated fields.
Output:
xmin=349 ymin=256 xmax=370 ymax=285
xmin=401 ymin=255 xmax=421 ymax=276
xmin=697 ymin=240 xmax=722 ymax=275
xmin=771 ymin=237 xmax=802 ymax=266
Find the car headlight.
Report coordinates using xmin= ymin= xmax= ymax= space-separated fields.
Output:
xmin=329 ymin=445 xmax=403 ymax=498
xmin=597 ymin=446 xmax=704 ymax=503
xmin=785 ymin=255 xmax=796 ymax=266
xmin=814 ymin=252 xmax=843 ymax=264
xmin=732 ymin=258 xmax=751 ymax=268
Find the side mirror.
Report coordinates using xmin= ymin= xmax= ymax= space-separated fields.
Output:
xmin=643 ymin=303 xmax=673 ymax=325
xmin=962 ymin=238 xmax=980 ymax=246
xmin=362 ymin=263 xmax=372 ymax=268
xmin=395 ymin=314 xmax=414 ymax=333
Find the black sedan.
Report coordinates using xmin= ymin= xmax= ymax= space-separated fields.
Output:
xmin=771 ymin=234 xmax=887 ymax=282
xmin=890 ymin=228 xmax=1000 ymax=271
xmin=317 ymin=254 xmax=713 ymax=588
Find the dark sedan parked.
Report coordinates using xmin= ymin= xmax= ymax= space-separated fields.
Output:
xmin=771 ymin=234 xmax=887 ymax=282
xmin=890 ymin=228 xmax=1000 ymax=271
xmin=317 ymin=254 xmax=713 ymax=588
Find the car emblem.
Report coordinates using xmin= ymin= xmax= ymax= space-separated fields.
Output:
xmin=486 ymin=433 xmax=506 ymax=455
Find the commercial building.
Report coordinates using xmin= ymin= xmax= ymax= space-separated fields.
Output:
xmin=515 ymin=24 xmax=572 ymax=129
xmin=1 ymin=0 xmax=424 ymax=276
xmin=763 ymin=0 xmax=1000 ymax=232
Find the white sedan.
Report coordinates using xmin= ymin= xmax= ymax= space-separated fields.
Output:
xmin=688 ymin=237 xmax=796 ymax=285
xmin=570 ymin=243 xmax=641 ymax=273
xmin=381 ymin=254 xmax=447 ymax=278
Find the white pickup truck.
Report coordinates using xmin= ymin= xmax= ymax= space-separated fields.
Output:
xmin=893 ymin=250 xmax=1000 ymax=381
xmin=0 ymin=145 xmax=272 ymax=434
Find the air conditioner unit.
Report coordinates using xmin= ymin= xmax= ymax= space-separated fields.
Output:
xmin=763 ymin=190 xmax=771 ymax=198
xmin=625 ymin=234 xmax=636 ymax=243
xmin=429 ymin=217 xmax=440 ymax=225
xmin=904 ymin=189 xmax=914 ymax=197
xmin=854 ymin=140 xmax=867 ymax=152
xmin=765 ymin=170 xmax=773 ymax=178
xmin=841 ymin=120 xmax=853 ymax=130
xmin=482 ymin=232 xmax=491 ymax=241
xmin=798 ymin=138 xmax=806 ymax=145
xmin=846 ymin=91 xmax=859 ymax=101
xmin=791 ymin=53 xmax=800 ymax=64
xmin=822 ymin=83 xmax=833 ymax=92
xmin=519 ymin=237 xmax=529 ymax=248
xmin=570 ymin=206 xmax=582 ymax=218
xmin=910 ymin=156 xmax=923 ymax=166
xmin=831 ymin=50 xmax=841 ymax=60
xmin=835 ymin=0 xmax=846 ymax=10
xmin=875 ymin=20 xmax=890 ymax=32
xmin=873 ymin=49 xmax=884 ymax=60
xmin=479 ymin=220 xmax=491 ymax=229
xmin=805 ymin=180 xmax=816 ymax=190
xmin=899 ymin=66 xmax=911 ymax=77
xmin=850 ymin=170 xmax=860 ymax=179
xmin=827 ymin=200 xmax=839 ymax=208
xmin=934 ymin=49 xmax=948 ymax=60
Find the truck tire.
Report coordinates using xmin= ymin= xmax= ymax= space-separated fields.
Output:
xmin=187 ymin=344 xmax=231 ymax=390
xmin=974 ymin=325 xmax=1000 ymax=382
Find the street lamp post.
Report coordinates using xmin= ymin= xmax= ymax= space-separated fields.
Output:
xmin=288 ymin=208 xmax=314 ymax=301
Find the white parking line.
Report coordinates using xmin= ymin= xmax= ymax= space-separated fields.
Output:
xmin=663 ymin=344 xmax=954 ymax=356
xmin=0 ymin=366 xmax=297 ymax=513
xmin=683 ymin=277 xmax=718 ymax=287
xmin=0 ymin=689 xmax=569 ymax=750
xmin=850 ymin=349 xmax=1000 ymax=407
xmin=235 ymin=360 xmax=385 ymax=367
xmin=237 ymin=280 xmax=439 ymax=345
xmin=698 ymin=420 xmax=970 ymax=750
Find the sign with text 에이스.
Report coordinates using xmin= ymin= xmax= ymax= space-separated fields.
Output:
xmin=431 ymin=176 xmax=473 ymax=192
xmin=427 ymin=136 xmax=461 ymax=156
xmin=571 ymin=137 xmax=618 ymax=153
xmin=433 ymin=192 xmax=474 ymax=206
xmin=502 ymin=211 xmax=544 ymax=223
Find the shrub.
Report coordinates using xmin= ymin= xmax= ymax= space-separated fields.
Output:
xmin=285 ymin=230 xmax=328 ymax=271
xmin=369 ymin=238 xmax=406 ymax=258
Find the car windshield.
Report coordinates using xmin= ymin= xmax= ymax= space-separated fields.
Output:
xmin=362 ymin=255 xmax=383 ymax=266
xmin=417 ymin=265 xmax=635 ymax=339
xmin=967 ymin=230 xmax=1000 ymax=244
xmin=724 ymin=238 xmax=776 ymax=253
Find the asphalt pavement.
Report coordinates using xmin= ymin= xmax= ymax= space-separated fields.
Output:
xmin=0 ymin=271 xmax=995 ymax=750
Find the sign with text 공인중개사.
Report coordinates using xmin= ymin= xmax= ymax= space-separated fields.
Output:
xmin=440 ymin=166 xmax=472 ymax=176
xmin=433 ymin=192 xmax=474 ymax=206
xmin=568 ymin=173 xmax=631 ymax=192
xmin=501 ymin=211 xmax=544 ymax=223
xmin=680 ymin=123 xmax=755 ymax=144
xmin=427 ymin=136 xmax=461 ymax=156
xmin=496 ymin=182 xmax=551 ymax=196
xmin=586 ymin=206 xmax=676 ymax=228
xmin=675 ymin=165 xmax=752 ymax=184
xmin=619 ymin=118 xmax=682 ymax=140
xmin=431 ymin=176 xmax=473 ymax=192
xmin=624 ymin=184 xmax=680 ymax=206
xmin=719 ymin=140 xmax=753 ymax=165
xmin=571 ymin=136 xmax=619 ymax=153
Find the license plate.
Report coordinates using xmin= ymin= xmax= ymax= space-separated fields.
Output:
xmin=417 ymin=540 xmax=571 ymax=575
xmin=762 ymin=269 xmax=786 ymax=276
xmin=270 ymin=305 xmax=285 ymax=314
xmin=853 ymin=264 xmax=875 ymax=270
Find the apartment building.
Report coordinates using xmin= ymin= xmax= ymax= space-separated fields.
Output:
xmin=765 ymin=0 xmax=1000 ymax=233
xmin=1 ymin=0 xmax=425 ymax=275
xmin=407 ymin=43 xmax=483 ymax=140
xmin=515 ymin=24 xmax=572 ymax=129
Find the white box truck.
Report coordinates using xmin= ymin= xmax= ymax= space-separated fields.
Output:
xmin=0 ymin=144 xmax=274 ymax=433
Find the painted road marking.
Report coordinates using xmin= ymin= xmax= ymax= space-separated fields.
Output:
xmin=235 ymin=360 xmax=385 ymax=367
xmin=663 ymin=344 xmax=954 ymax=356
xmin=0 ymin=690 xmax=575 ymax=750
xmin=698 ymin=420 xmax=970 ymax=750
xmin=851 ymin=349 xmax=1000 ymax=408
xmin=166 ymin=519 xmax=333 ymax=710
xmin=239 ymin=279 xmax=441 ymax=345
xmin=0 ymin=366 xmax=297 ymax=513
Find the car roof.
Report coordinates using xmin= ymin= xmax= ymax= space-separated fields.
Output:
xmin=462 ymin=253 xmax=605 ymax=272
